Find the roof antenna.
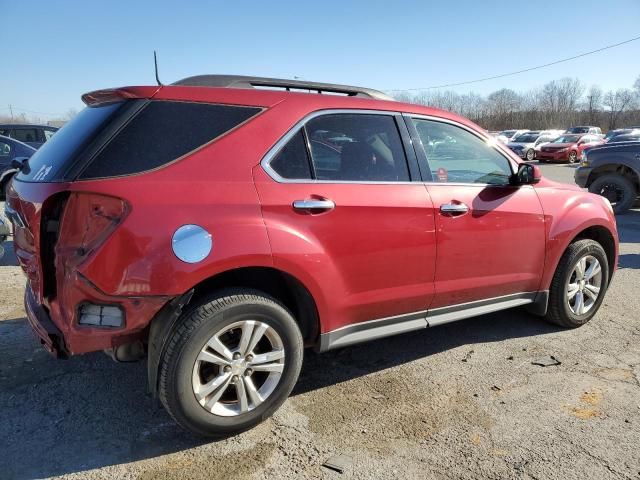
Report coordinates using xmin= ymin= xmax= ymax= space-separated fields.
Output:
xmin=154 ymin=51 xmax=163 ymax=86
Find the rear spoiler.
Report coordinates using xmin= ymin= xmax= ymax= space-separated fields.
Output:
xmin=81 ymin=86 xmax=161 ymax=107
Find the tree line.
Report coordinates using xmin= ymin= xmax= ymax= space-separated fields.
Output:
xmin=392 ymin=75 xmax=640 ymax=132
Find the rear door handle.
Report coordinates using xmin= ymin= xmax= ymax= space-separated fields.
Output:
xmin=440 ymin=202 xmax=469 ymax=215
xmin=292 ymin=199 xmax=335 ymax=212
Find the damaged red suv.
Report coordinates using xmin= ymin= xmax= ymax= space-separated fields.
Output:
xmin=6 ymin=75 xmax=618 ymax=436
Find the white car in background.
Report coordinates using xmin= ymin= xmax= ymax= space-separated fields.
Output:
xmin=507 ymin=130 xmax=561 ymax=161
xmin=496 ymin=129 xmax=530 ymax=143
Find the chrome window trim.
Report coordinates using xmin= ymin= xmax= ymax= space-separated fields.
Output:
xmin=403 ymin=113 xmax=519 ymax=186
xmin=260 ymin=108 xmax=415 ymax=185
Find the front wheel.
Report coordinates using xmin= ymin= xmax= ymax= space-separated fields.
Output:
xmin=568 ymin=151 xmax=578 ymax=164
xmin=526 ymin=149 xmax=535 ymax=161
xmin=589 ymin=174 xmax=636 ymax=214
xmin=545 ymin=239 xmax=609 ymax=328
xmin=159 ymin=289 xmax=303 ymax=437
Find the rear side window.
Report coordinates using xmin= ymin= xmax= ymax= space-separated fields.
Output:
xmin=79 ymin=102 xmax=261 ymax=179
xmin=17 ymin=103 xmax=123 ymax=182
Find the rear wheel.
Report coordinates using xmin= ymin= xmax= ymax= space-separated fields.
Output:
xmin=159 ymin=289 xmax=303 ymax=437
xmin=589 ymin=174 xmax=636 ymax=214
xmin=545 ymin=239 xmax=609 ymax=328
xmin=568 ymin=151 xmax=578 ymax=164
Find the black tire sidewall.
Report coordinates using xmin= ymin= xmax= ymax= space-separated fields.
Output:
xmin=164 ymin=296 xmax=303 ymax=436
xmin=589 ymin=174 xmax=636 ymax=214
xmin=556 ymin=241 xmax=609 ymax=326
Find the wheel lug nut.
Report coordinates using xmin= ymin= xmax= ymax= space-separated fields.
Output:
xmin=233 ymin=352 xmax=241 ymax=360
xmin=232 ymin=375 xmax=239 ymax=382
xmin=224 ymin=365 xmax=232 ymax=372
xmin=245 ymin=369 xmax=253 ymax=376
xmin=246 ymin=354 xmax=253 ymax=362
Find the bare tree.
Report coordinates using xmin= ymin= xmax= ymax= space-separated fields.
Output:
xmin=584 ymin=86 xmax=603 ymax=125
xmin=603 ymin=89 xmax=636 ymax=129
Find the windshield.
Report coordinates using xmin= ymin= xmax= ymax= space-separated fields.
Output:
xmin=513 ymin=134 xmax=539 ymax=143
xmin=553 ymin=135 xmax=581 ymax=143
xmin=610 ymin=134 xmax=640 ymax=143
xmin=16 ymin=103 xmax=123 ymax=182
xmin=500 ymin=130 xmax=516 ymax=137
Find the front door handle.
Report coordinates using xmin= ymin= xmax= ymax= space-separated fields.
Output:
xmin=292 ymin=199 xmax=335 ymax=212
xmin=440 ymin=202 xmax=469 ymax=215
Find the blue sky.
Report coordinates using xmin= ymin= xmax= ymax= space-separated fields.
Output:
xmin=2 ymin=0 xmax=639 ymax=120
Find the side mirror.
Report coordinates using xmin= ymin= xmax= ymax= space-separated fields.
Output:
xmin=511 ymin=163 xmax=541 ymax=185
xmin=10 ymin=157 xmax=29 ymax=170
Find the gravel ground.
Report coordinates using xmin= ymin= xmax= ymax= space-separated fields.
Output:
xmin=1 ymin=162 xmax=639 ymax=480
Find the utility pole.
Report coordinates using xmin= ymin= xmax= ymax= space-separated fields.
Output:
xmin=8 ymin=104 xmax=13 ymax=121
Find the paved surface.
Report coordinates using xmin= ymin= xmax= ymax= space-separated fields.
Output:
xmin=1 ymin=163 xmax=639 ymax=480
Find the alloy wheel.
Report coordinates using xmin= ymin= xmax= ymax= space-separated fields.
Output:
xmin=566 ymin=255 xmax=602 ymax=315
xmin=568 ymin=151 xmax=578 ymax=163
xmin=526 ymin=149 xmax=535 ymax=161
xmin=192 ymin=320 xmax=285 ymax=417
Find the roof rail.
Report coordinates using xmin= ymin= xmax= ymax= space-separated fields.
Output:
xmin=172 ymin=75 xmax=394 ymax=101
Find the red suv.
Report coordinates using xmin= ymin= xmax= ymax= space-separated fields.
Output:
xmin=6 ymin=75 xmax=618 ymax=437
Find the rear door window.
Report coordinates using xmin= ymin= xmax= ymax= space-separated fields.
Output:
xmin=79 ymin=102 xmax=261 ymax=179
xmin=306 ymin=114 xmax=410 ymax=182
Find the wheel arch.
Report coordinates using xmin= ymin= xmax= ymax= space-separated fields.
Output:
xmin=586 ymin=162 xmax=640 ymax=191
xmin=570 ymin=225 xmax=617 ymax=282
xmin=146 ymin=266 xmax=321 ymax=398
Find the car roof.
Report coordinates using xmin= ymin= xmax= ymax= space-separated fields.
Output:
xmin=82 ymin=77 xmax=486 ymax=134
xmin=0 ymin=134 xmax=37 ymax=150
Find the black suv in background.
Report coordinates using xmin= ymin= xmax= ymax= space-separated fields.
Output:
xmin=575 ymin=141 xmax=640 ymax=213
xmin=0 ymin=124 xmax=58 ymax=149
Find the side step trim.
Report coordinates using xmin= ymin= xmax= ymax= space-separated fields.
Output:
xmin=319 ymin=291 xmax=543 ymax=352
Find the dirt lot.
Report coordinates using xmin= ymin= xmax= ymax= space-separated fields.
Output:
xmin=1 ymin=163 xmax=639 ymax=480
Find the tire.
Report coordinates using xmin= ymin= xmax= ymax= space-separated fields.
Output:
xmin=589 ymin=174 xmax=636 ymax=214
xmin=545 ymin=239 xmax=609 ymax=328
xmin=568 ymin=151 xmax=578 ymax=164
xmin=159 ymin=289 xmax=303 ymax=437
xmin=0 ymin=173 xmax=14 ymax=200
xmin=526 ymin=149 xmax=535 ymax=161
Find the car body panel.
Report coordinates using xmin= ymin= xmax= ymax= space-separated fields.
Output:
xmin=425 ymin=184 xmax=546 ymax=307
xmin=575 ymin=142 xmax=640 ymax=188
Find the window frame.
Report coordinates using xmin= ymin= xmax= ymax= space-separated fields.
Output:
xmin=261 ymin=109 xmax=420 ymax=184
xmin=405 ymin=114 xmax=518 ymax=186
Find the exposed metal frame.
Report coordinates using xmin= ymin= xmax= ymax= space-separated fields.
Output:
xmin=319 ymin=291 xmax=545 ymax=351
xmin=172 ymin=75 xmax=394 ymax=101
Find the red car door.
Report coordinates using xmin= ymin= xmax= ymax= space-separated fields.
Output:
xmin=254 ymin=112 xmax=437 ymax=335
xmin=407 ymin=116 xmax=546 ymax=310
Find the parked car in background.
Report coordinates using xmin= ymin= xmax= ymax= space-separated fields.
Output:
xmin=0 ymin=124 xmax=58 ymax=149
xmin=6 ymin=74 xmax=618 ymax=437
xmin=606 ymin=131 xmax=640 ymax=144
xmin=507 ymin=131 xmax=558 ymax=161
xmin=497 ymin=129 xmax=529 ymax=143
xmin=0 ymin=135 xmax=37 ymax=199
xmin=575 ymin=141 xmax=640 ymax=213
xmin=604 ymin=129 xmax=635 ymax=142
xmin=537 ymin=134 xmax=604 ymax=163
xmin=0 ymin=217 xmax=9 ymax=260
xmin=565 ymin=126 xmax=602 ymax=136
